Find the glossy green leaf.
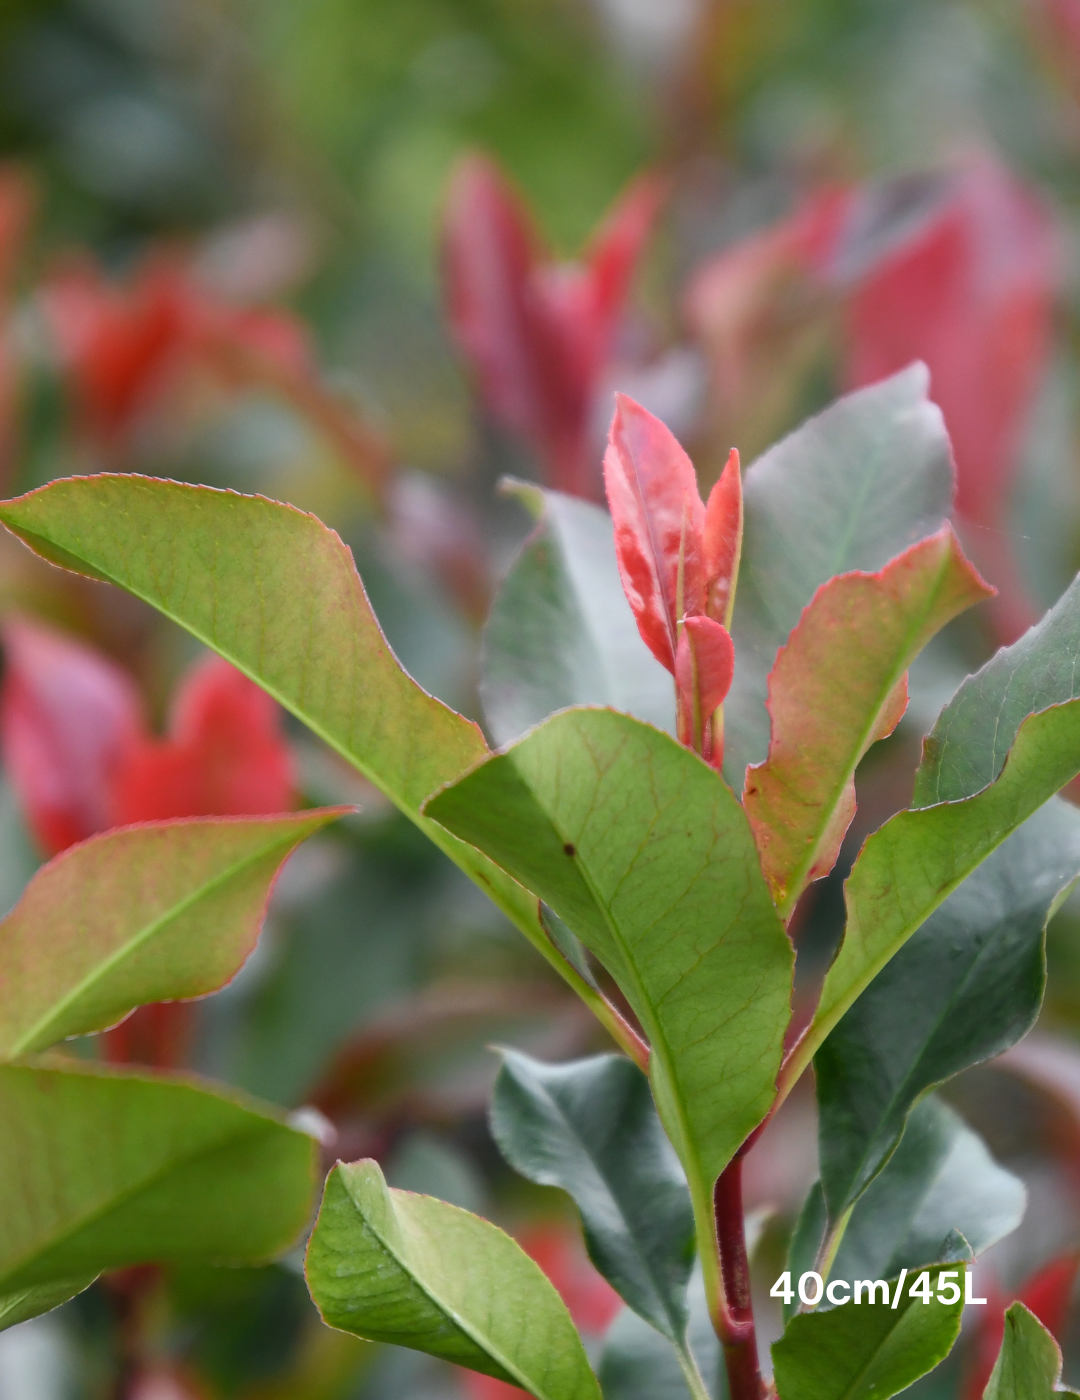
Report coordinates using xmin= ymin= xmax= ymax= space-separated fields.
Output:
xmin=424 ymin=708 xmax=793 ymax=1249
xmin=481 ymin=482 xmax=673 ymax=746
xmin=0 ymin=477 xmax=585 ymax=998
xmin=490 ymin=1050 xmax=694 ymax=1342
xmin=0 ymin=810 xmax=345 ymax=1056
xmin=743 ymin=526 xmax=990 ymax=916
xmin=984 ymin=1303 xmax=1080 ymax=1399
xmin=305 ymin=1158 xmax=600 ymax=1400
xmin=799 ymin=698 xmax=1080 ymax=1078
xmin=726 ymin=365 xmax=953 ymax=783
xmin=815 ymin=800 xmax=1080 ymax=1218
xmin=916 ymin=571 xmax=1080 ymax=804
xmin=0 ymin=1059 xmax=317 ymax=1328
xmin=828 ymin=1097 xmax=1023 ymax=1285
xmin=772 ymin=1262 xmax=964 ymax=1400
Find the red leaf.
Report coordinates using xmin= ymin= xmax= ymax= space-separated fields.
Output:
xmin=0 ymin=616 xmax=144 ymax=855
xmin=43 ymin=258 xmax=196 ymax=445
xmin=442 ymin=155 xmax=662 ymax=497
xmin=844 ymin=157 xmax=1057 ymax=533
xmin=684 ymin=187 xmax=849 ymax=407
xmin=676 ymin=616 xmax=735 ymax=719
xmin=703 ymin=448 xmax=743 ymax=626
xmin=43 ymin=254 xmax=316 ymax=451
xmin=604 ymin=393 xmax=706 ymax=671
xmin=581 ymin=172 xmax=667 ymax=384
xmin=110 ymin=655 xmax=295 ymax=825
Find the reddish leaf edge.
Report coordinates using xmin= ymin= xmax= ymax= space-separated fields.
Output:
xmin=0 ymin=807 xmax=352 ymax=1035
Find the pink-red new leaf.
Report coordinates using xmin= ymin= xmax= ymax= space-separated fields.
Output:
xmin=703 ymin=448 xmax=743 ymax=627
xmin=604 ymin=393 xmax=706 ymax=671
xmin=676 ymin=616 xmax=735 ymax=720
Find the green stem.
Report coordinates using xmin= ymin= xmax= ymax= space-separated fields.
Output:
xmin=676 ymin=1340 xmax=715 ymax=1400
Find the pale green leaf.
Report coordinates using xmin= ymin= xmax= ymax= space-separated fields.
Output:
xmin=305 ymin=1158 xmax=600 ymax=1400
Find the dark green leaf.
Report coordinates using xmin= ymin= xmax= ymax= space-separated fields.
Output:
xmin=481 ymin=483 xmax=673 ymax=746
xmin=772 ymin=1262 xmax=964 ymax=1400
xmin=425 ymin=708 xmax=793 ymax=1270
xmin=491 ymin=1050 xmax=694 ymax=1342
xmin=816 ymin=800 xmax=1080 ymax=1217
xmin=784 ymin=1184 xmax=827 ymax=1323
xmin=828 ymin=1097 xmax=1023 ymax=1285
xmin=726 ymin=365 xmax=953 ymax=783
xmin=0 ymin=1059 xmax=317 ymax=1328
xmin=984 ymin=1302 xmax=1080 ymax=1398
xmin=916 ymin=572 xmax=1080 ymax=804
xmin=796 ymin=698 xmax=1080 ymax=1080
xmin=599 ymin=1270 xmax=725 ymax=1400
xmin=305 ymin=1158 xmax=601 ymax=1400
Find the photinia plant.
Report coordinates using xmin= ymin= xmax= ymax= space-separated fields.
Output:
xmin=1 ymin=361 xmax=1080 ymax=1398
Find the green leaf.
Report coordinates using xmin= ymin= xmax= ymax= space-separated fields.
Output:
xmin=481 ymin=482 xmax=673 ymax=746
xmin=0 ymin=1058 xmax=317 ymax=1328
xmin=0 ymin=810 xmax=345 ymax=1056
xmin=771 ymin=1262 xmax=964 ymax=1400
xmin=785 ymin=1184 xmax=828 ymax=1323
xmin=984 ymin=1303 xmax=1080 ymax=1399
xmin=0 ymin=477 xmax=583 ymax=998
xmin=599 ymin=1270 xmax=725 ymax=1400
xmin=726 ymin=365 xmax=953 ymax=783
xmin=304 ymin=1158 xmax=600 ymax=1400
xmin=424 ymin=708 xmax=793 ymax=1245
xmin=815 ymin=800 xmax=1080 ymax=1219
xmin=916 ymin=571 xmax=1080 ymax=804
xmin=743 ymin=526 xmax=991 ymax=916
xmin=798 ymin=697 xmax=1080 ymax=1078
xmin=490 ymin=1050 xmax=694 ymax=1342
xmin=828 ymin=1097 xmax=1023 ymax=1285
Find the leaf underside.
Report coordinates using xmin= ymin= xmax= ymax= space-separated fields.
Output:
xmin=305 ymin=1158 xmax=601 ymax=1400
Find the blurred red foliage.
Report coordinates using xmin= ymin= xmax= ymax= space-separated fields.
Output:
xmin=687 ymin=155 xmax=1058 ymax=642
xmin=0 ymin=617 xmax=296 ymax=1067
xmin=443 ymin=154 xmax=664 ymax=499
xmin=42 ymin=255 xmax=312 ymax=449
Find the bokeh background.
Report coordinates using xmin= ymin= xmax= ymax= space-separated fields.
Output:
xmin=1 ymin=2 xmax=1080 ymax=1397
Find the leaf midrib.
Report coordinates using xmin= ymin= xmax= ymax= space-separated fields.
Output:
xmin=6 ymin=821 xmax=315 ymax=1057
xmin=521 ymin=738 xmax=710 ymax=1212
